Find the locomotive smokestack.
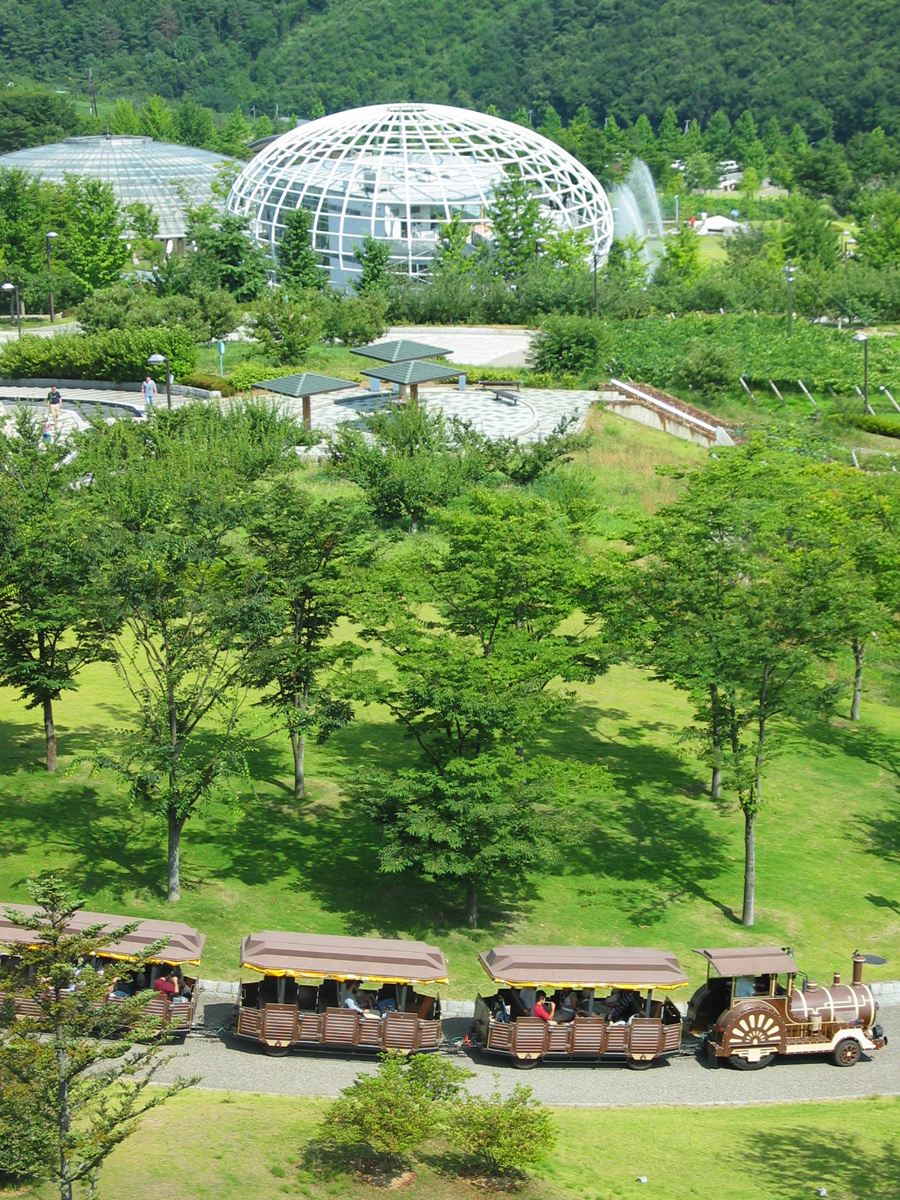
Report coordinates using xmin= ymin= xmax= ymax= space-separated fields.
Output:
xmin=852 ymin=954 xmax=866 ymax=984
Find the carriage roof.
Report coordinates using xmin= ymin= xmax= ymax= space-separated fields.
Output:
xmin=0 ymin=903 xmax=206 ymax=965
xmin=694 ymin=947 xmax=799 ymax=976
xmin=239 ymin=931 xmax=449 ymax=984
xmin=478 ymin=945 xmax=689 ymax=990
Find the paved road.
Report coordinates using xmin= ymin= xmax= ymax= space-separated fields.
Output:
xmin=155 ymin=1006 xmax=898 ymax=1108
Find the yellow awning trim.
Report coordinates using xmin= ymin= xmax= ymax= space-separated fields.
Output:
xmin=488 ymin=978 xmax=688 ymax=991
xmin=240 ymin=964 xmax=448 ymax=986
xmin=4 ymin=944 xmax=201 ymax=967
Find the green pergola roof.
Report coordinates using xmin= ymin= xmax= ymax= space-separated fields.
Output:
xmin=351 ymin=339 xmax=451 ymax=364
xmin=361 ymin=361 xmax=462 ymax=385
xmin=252 ymin=372 xmax=358 ymax=398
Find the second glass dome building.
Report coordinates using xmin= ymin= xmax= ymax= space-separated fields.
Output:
xmin=228 ymin=103 xmax=615 ymax=289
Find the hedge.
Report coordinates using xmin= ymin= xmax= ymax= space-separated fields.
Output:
xmin=0 ymin=327 xmax=197 ymax=384
xmin=854 ymin=414 xmax=900 ymax=439
xmin=529 ymin=314 xmax=900 ymax=397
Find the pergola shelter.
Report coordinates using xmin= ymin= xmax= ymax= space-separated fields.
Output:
xmin=252 ymin=371 xmax=358 ymax=431
xmin=350 ymin=339 xmax=451 ymax=364
xmin=360 ymin=359 xmax=462 ymax=403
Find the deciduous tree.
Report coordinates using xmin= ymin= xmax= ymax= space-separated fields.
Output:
xmin=243 ymin=484 xmax=372 ymax=800
xmin=85 ymin=403 xmax=302 ymax=900
xmin=0 ymin=411 xmax=111 ymax=770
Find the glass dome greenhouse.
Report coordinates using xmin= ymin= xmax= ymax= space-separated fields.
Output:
xmin=0 ymin=135 xmax=233 ymax=241
xmin=227 ymin=103 xmax=615 ymax=288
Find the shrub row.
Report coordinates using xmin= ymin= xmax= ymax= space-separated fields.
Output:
xmin=529 ymin=313 xmax=900 ymax=396
xmin=0 ymin=328 xmax=197 ymax=384
xmin=854 ymin=414 xmax=900 ymax=439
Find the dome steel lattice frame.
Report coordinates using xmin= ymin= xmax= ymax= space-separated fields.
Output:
xmin=227 ymin=103 xmax=615 ymax=287
xmin=0 ymin=135 xmax=233 ymax=241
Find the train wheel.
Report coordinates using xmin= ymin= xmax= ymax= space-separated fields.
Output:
xmin=626 ymin=1057 xmax=655 ymax=1071
xmin=723 ymin=1004 xmax=783 ymax=1067
xmin=728 ymin=1051 xmax=775 ymax=1070
xmin=832 ymin=1038 xmax=861 ymax=1067
xmin=511 ymin=1055 xmax=540 ymax=1070
xmin=264 ymin=1044 xmax=290 ymax=1057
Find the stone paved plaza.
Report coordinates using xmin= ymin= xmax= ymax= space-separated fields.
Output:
xmin=0 ymin=324 xmax=596 ymax=443
xmin=0 ymin=383 xmax=595 ymax=445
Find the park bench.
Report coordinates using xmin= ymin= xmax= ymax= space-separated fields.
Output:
xmin=476 ymin=379 xmax=522 ymax=390
xmin=485 ymin=387 xmax=519 ymax=406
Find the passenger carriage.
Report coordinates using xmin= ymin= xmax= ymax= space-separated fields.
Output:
xmin=473 ymin=945 xmax=688 ymax=1068
xmin=687 ymin=946 xmax=888 ymax=1068
xmin=235 ymin=931 xmax=447 ymax=1056
xmin=0 ymin=904 xmax=205 ymax=1035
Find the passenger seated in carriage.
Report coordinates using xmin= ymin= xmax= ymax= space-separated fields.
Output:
xmin=607 ymin=989 xmax=641 ymax=1023
xmin=555 ymin=989 xmax=585 ymax=1023
xmin=342 ymin=980 xmax=379 ymax=1017
xmin=533 ymin=990 xmax=556 ymax=1023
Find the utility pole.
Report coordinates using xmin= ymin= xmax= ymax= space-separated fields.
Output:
xmin=783 ymin=259 xmax=796 ymax=337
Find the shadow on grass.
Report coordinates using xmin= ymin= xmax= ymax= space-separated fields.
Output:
xmin=419 ymin=1148 xmax=526 ymax=1191
xmin=537 ymin=702 xmax=736 ymax=925
xmin=741 ymin=1117 xmax=900 ymax=1200
xmin=203 ymin=721 xmax=530 ymax=937
xmin=0 ymin=766 xmax=166 ymax=902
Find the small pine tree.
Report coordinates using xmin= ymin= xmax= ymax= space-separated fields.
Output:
xmin=0 ymin=877 xmax=195 ymax=1199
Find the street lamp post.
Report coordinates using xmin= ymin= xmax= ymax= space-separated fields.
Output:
xmin=854 ymin=332 xmax=869 ymax=412
xmin=45 ymin=231 xmax=58 ymax=323
xmin=782 ymin=259 xmax=797 ymax=337
xmin=147 ymin=352 xmax=172 ymax=411
xmin=1 ymin=282 xmax=21 ymax=338
xmin=592 ymin=248 xmax=599 ymax=317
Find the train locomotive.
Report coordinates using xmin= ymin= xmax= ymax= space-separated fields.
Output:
xmin=687 ymin=946 xmax=888 ymax=1069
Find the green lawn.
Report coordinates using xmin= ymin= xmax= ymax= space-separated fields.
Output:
xmin=15 ymin=1091 xmax=900 ymax=1200
xmin=0 ymin=411 xmax=898 ymax=995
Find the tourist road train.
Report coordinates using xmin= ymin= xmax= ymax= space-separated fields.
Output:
xmin=0 ymin=904 xmax=888 ymax=1071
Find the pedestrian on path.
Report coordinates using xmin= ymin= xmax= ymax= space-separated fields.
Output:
xmin=142 ymin=374 xmax=158 ymax=409
xmin=46 ymin=384 xmax=62 ymax=430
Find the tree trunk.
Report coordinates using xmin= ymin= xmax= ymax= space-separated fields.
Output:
xmin=167 ymin=809 xmax=186 ymax=902
xmin=43 ymin=694 xmax=58 ymax=774
xmin=741 ymin=804 xmax=756 ymax=927
xmin=709 ymin=684 xmax=722 ymax=800
xmin=711 ymin=764 xmax=722 ymax=801
xmin=742 ymin=665 xmax=769 ymax=928
xmin=466 ymin=878 xmax=477 ymax=929
xmin=55 ymin=1005 xmax=72 ymax=1200
xmin=850 ymin=639 xmax=865 ymax=722
xmin=290 ymin=729 xmax=306 ymax=802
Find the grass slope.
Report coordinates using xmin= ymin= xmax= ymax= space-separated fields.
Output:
xmin=15 ymin=1091 xmax=900 ymax=1200
xmin=0 ymin=411 xmax=897 ymax=994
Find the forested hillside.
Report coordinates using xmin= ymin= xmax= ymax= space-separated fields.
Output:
xmin=0 ymin=0 xmax=896 ymax=139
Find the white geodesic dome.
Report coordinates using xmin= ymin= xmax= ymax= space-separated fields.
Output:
xmin=227 ymin=103 xmax=615 ymax=288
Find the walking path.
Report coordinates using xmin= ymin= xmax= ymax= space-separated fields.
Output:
xmin=154 ymin=1004 xmax=899 ymax=1108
